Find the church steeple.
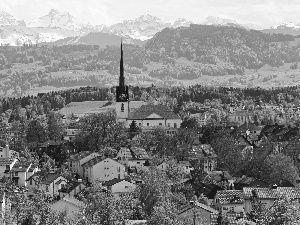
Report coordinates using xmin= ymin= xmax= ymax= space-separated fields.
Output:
xmin=116 ymin=40 xmax=129 ymax=102
xmin=119 ymin=39 xmax=125 ymax=87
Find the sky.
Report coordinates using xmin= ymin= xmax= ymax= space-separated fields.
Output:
xmin=1 ymin=0 xmax=300 ymax=27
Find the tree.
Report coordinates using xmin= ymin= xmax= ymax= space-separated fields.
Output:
xmin=262 ymin=153 xmax=298 ymax=184
xmin=74 ymin=111 xmax=129 ymax=151
xmin=129 ymin=120 xmax=140 ymax=138
xmin=47 ymin=112 xmax=65 ymax=141
xmin=26 ymin=117 xmax=48 ymax=143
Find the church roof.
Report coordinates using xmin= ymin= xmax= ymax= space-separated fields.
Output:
xmin=128 ymin=105 xmax=180 ymax=120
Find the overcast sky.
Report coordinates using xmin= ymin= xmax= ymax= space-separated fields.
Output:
xmin=1 ymin=0 xmax=300 ymax=27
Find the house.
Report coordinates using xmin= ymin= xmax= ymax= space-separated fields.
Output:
xmin=81 ymin=157 xmax=126 ymax=182
xmin=68 ymin=151 xmax=101 ymax=178
xmin=58 ymin=180 xmax=86 ymax=198
xmin=228 ymin=110 xmax=252 ymax=125
xmin=27 ymin=171 xmax=68 ymax=197
xmin=10 ymin=161 xmax=39 ymax=186
xmin=192 ymin=182 xmax=225 ymax=205
xmin=0 ymin=158 xmax=18 ymax=178
xmin=243 ymin=187 xmax=300 ymax=213
xmin=214 ymin=190 xmax=244 ymax=215
xmin=157 ymin=160 xmax=193 ymax=176
xmin=203 ymin=171 xmax=234 ymax=189
xmin=177 ymin=201 xmax=218 ymax=225
xmin=116 ymin=147 xmax=150 ymax=173
xmin=234 ymin=176 xmax=270 ymax=190
xmin=102 ymin=178 xmax=136 ymax=197
xmin=51 ymin=195 xmax=85 ymax=219
xmin=189 ymin=144 xmax=217 ymax=173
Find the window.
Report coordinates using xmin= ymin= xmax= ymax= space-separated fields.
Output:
xmin=137 ymin=162 xmax=140 ymax=164
xmin=15 ymin=172 xmax=18 ymax=177
xmin=159 ymin=123 xmax=162 ymax=125
xmin=167 ymin=123 xmax=170 ymax=127
xmin=147 ymin=123 xmax=149 ymax=126
xmin=70 ymin=161 xmax=72 ymax=167
xmin=46 ymin=185 xmax=49 ymax=192
xmin=125 ymin=186 xmax=128 ymax=189
xmin=118 ymin=174 xmax=120 ymax=179
xmin=121 ymin=103 xmax=124 ymax=112
xmin=29 ymin=179 xmax=32 ymax=185
xmin=139 ymin=123 xmax=141 ymax=126
xmin=174 ymin=123 xmax=177 ymax=128
xmin=6 ymin=165 xmax=9 ymax=170
xmin=117 ymin=167 xmax=120 ymax=172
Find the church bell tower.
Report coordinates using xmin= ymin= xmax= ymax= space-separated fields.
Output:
xmin=116 ymin=40 xmax=129 ymax=122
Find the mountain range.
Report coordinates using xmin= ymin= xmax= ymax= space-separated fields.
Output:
xmin=1 ymin=9 xmax=300 ymax=46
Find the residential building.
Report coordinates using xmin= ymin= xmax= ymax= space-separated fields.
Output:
xmin=63 ymin=129 xmax=80 ymax=141
xmin=177 ymin=201 xmax=218 ymax=225
xmin=81 ymin=157 xmax=126 ymax=182
xmin=68 ymin=151 xmax=101 ymax=178
xmin=102 ymin=178 xmax=136 ymax=197
xmin=190 ymin=144 xmax=217 ymax=173
xmin=58 ymin=180 xmax=86 ymax=198
xmin=10 ymin=161 xmax=39 ymax=186
xmin=243 ymin=187 xmax=300 ymax=213
xmin=0 ymin=158 xmax=17 ymax=178
xmin=116 ymin=147 xmax=150 ymax=173
xmin=228 ymin=110 xmax=252 ymax=125
xmin=27 ymin=172 xmax=68 ymax=197
xmin=214 ymin=190 xmax=244 ymax=215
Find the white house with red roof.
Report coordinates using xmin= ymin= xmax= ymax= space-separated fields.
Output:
xmin=81 ymin=157 xmax=126 ymax=183
xmin=68 ymin=151 xmax=101 ymax=178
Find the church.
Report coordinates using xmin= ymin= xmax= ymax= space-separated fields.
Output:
xmin=115 ymin=41 xmax=182 ymax=135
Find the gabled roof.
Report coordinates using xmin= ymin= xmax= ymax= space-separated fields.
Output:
xmin=81 ymin=157 xmax=122 ymax=168
xmin=243 ymin=187 xmax=300 ymax=199
xmin=130 ymin=147 xmax=150 ymax=160
xmin=217 ymin=190 xmax=244 ymax=204
xmin=178 ymin=201 xmax=218 ymax=214
xmin=41 ymin=173 xmax=65 ymax=185
xmin=102 ymin=178 xmax=124 ymax=187
xmin=128 ymin=105 xmax=180 ymax=120
xmin=59 ymin=181 xmax=85 ymax=194
xmin=10 ymin=161 xmax=32 ymax=172
xmin=69 ymin=151 xmax=92 ymax=161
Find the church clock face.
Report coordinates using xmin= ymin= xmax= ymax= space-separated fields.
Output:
xmin=119 ymin=93 xmax=127 ymax=101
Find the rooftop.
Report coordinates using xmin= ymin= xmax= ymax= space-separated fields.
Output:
xmin=0 ymin=158 xmax=15 ymax=166
xmin=128 ymin=105 xmax=180 ymax=120
xmin=243 ymin=187 xmax=300 ymax=199
xmin=41 ymin=173 xmax=65 ymax=185
xmin=69 ymin=151 xmax=93 ymax=161
xmin=217 ymin=190 xmax=244 ymax=204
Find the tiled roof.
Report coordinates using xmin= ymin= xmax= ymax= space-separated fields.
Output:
xmin=59 ymin=181 xmax=84 ymax=193
xmin=41 ymin=173 xmax=64 ymax=185
xmin=128 ymin=105 xmax=180 ymax=120
xmin=69 ymin=151 xmax=92 ymax=161
xmin=27 ymin=170 xmax=48 ymax=181
xmin=217 ymin=190 xmax=244 ymax=204
xmin=0 ymin=158 xmax=15 ymax=166
xmin=243 ymin=187 xmax=300 ymax=199
xmin=10 ymin=161 xmax=32 ymax=172
xmin=102 ymin=178 xmax=124 ymax=187
xmin=81 ymin=156 xmax=103 ymax=168
xmin=178 ymin=201 xmax=218 ymax=214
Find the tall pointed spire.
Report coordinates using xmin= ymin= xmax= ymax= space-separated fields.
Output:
xmin=119 ymin=39 xmax=124 ymax=87
xmin=116 ymin=39 xmax=129 ymax=102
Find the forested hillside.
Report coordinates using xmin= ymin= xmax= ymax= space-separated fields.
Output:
xmin=1 ymin=25 xmax=300 ymax=97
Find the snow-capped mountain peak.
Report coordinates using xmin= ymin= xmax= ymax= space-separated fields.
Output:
xmin=172 ymin=18 xmax=193 ymax=28
xmin=135 ymin=14 xmax=162 ymax=23
xmin=28 ymin=9 xmax=93 ymax=32
xmin=0 ymin=10 xmax=25 ymax=26
xmin=271 ymin=22 xmax=300 ymax=29
xmin=201 ymin=16 xmax=238 ymax=26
